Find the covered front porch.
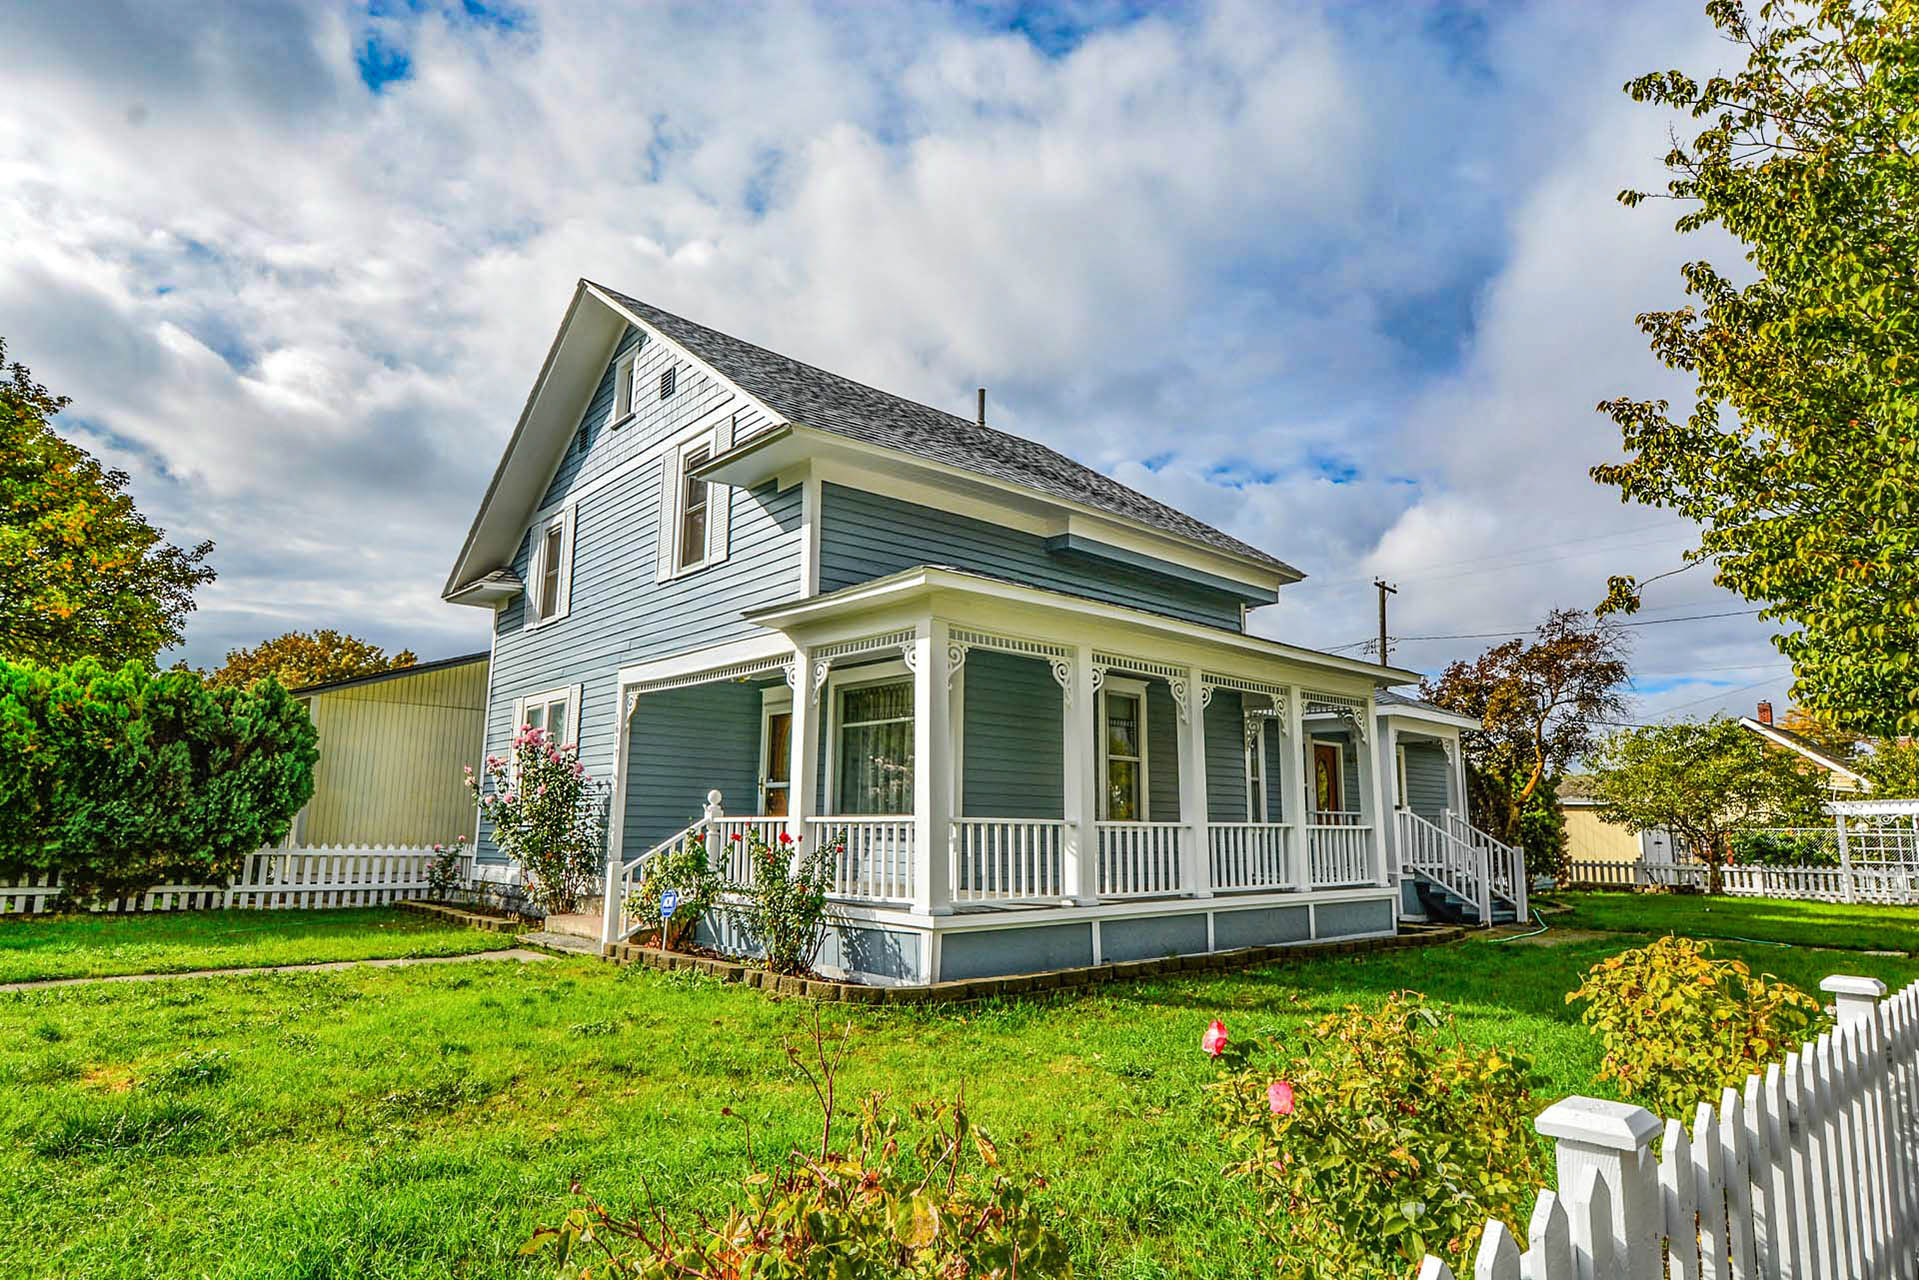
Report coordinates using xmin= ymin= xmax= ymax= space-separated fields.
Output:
xmin=602 ymin=568 xmax=1406 ymax=983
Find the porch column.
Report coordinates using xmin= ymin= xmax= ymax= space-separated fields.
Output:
xmin=1061 ymin=643 xmax=1097 ymax=904
xmin=1178 ymin=665 xmax=1212 ymax=898
xmin=1447 ymin=731 xmax=1469 ymax=818
xmin=1283 ymin=684 xmax=1311 ymax=893
xmin=601 ymin=681 xmax=639 ymax=950
xmin=786 ymin=645 xmax=817 ymax=845
xmin=1355 ymin=695 xmax=1389 ymax=888
xmin=1381 ymin=719 xmax=1401 ymax=885
xmin=911 ymin=619 xmax=954 ymax=915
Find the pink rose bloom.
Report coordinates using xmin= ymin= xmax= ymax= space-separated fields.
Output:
xmin=502 ymin=792 xmax=517 ymax=805
xmin=1267 ymin=1081 xmax=1295 ymax=1116
xmin=1201 ymin=1019 xmax=1228 ymax=1057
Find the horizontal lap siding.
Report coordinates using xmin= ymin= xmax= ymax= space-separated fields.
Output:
xmin=1264 ymin=721 xmax=1286 ymax=820
xmin=625 ymin=682 xmax=765 ymax=851
xmin=1203 ymin=690 xmax=1247 ymax=822
xmin=478 ymin=330 xmax=802 ymax=861
xmin=1401 ymin=742 xmax=1449 ymax=821
xmin=818 ymin=484 xmax=1245 ymax=631
xmin=961 ymin=650 xmax=1064 ymax=819
xmin=1146 ymin=681 xmax=1180 ymax=821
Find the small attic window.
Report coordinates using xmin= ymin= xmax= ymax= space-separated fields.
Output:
xmin=659 ymin=366 xmax=677 ymax=400
xmin=609 ymin=344 xmax=644 ymax=429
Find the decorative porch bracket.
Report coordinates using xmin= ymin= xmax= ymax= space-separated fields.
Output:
xmin=806 ymin=628 xmax=918 ymax=703
xmin=947 ymin=626 xmax=1075 ymax=702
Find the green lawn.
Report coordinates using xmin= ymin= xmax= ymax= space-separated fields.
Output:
xmin=0 ymin=907 xmax=512 ymax=983
xmin=3 ymin=930 xmax=1915 ymax=1279
xmin=1547 ymin=891 xmax=1919 ymax=954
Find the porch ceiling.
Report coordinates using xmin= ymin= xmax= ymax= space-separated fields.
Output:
xmin=743 ymin=564 xmax=1421 ymax=690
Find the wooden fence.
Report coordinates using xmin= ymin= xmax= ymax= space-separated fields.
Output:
xmin=1566 ymin=858 xmax=1919 ymax=905
xmin=0 ymin=847 xmax=509 ymax=914
xmin=1419 ymin=972 xmax=1919 ymax=1280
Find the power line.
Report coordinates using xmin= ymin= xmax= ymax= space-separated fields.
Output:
xmin=1332 ymin=608 xmax=1767 ymax=653
xmin=1284 ymin=524 xmax=1694 ymax=595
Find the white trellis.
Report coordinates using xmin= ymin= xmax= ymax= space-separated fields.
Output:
xmin=1420 ymin=972 xmax=1919 ymax=1280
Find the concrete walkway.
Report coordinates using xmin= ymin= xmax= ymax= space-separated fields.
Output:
xmin=0 ymin=947 xmax=556 ymax=993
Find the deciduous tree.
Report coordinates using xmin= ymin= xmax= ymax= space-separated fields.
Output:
xmin=1587 ymin=717 xmax=1828 ymax=892
xmin=1421 ymin=609 xmax=1631 ymax=871
xmin=0 ymin=338 xmax=215 ymax=667
xmin=204 ymin=629 xmax=415 ymax=690
xmin=1597 ymin=0 xmax=1919 ymax=735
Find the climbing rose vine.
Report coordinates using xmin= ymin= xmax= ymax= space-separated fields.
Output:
xmin=466 ymin=726 xmax=605 ymax=914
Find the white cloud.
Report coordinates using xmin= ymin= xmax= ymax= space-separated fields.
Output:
xmin=0 ymin=0 xmax=1793 ymax=725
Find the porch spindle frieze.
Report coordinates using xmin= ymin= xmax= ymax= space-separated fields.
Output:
xmin=629 ymin=654 xmax=792 ymax=697
xmin=1303 ymin=688 xmax=1370 ymax=744
xmin=944 ymin=626 xmax=1074 ymax=701
xmin=806 ymin=628 xmax=918 ymax=703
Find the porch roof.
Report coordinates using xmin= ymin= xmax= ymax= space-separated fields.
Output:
xmin=743 ymin=564 xmax=1422 ymax=687
xmin=1376 ymin=690 xmax=1480 ymax=732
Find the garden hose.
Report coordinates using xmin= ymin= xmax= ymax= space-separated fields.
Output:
xmin=1494 ymin=908 xmax=1550 ymax=942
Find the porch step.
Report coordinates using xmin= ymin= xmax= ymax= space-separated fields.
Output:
xmin=1410 ymin=874 xmax=1517 ymax=927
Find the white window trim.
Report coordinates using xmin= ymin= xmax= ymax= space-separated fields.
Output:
xmin=1097 ymin=676 xmax=1150 ymax=821
xmin=507 ymin=684 xmax=582 ymax=778
xmin=656 ymin=415 xmax=736 ymax=582
xmin=526 ymin=504 xmax=576 ymax=628
xmin=759 ymin=686 xmax=794 ymax=817
xmin=1309 ymin=735 xmax=1346 ymax=816
xmin=1395 ymin=742 xmax=1409 ymax=810
xmin=1244 ymin=716 xmax=1268 ymax=823
xmin=607 ymin=347 xmax=643 ymax=430
xmin=822 ymin=659 xmax=913 ymax=818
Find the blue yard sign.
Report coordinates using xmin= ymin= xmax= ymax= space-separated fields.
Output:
xmin=659 ymin=889 xmax=680 ymax=921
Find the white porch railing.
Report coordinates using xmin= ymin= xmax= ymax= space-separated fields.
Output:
xmin=951 ymin=818 xmax=1068 ymax=903
xmin=1096 ymin=821 xmax=1186 ymax=898
xmin=1444 ymin=811 xmax=1527 ymax=916
xmin=1420 ymin=972 xmax=1919 ymax=1280
xmin=1208 ymin=823 xmax=1294 ymax=892
xmin=711 ymin=816 xmax=788 ymax=886
xmin=1308 ymin=810 xmax=1372 ymax=887
xmin=808 ymin=816 xmax=915 ymax=903
xmin=602 ymin=818 xmax=705 ymax=946
xmin=1398 ymin=809 xmax=1476 ymax=904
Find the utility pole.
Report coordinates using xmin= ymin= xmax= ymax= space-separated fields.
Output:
xmin=1374 ymin=579 xmax=1397 ymax=666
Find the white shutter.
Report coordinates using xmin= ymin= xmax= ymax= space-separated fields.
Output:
xmin=655 ymin=446 xmax=679 ymax=582
xmin=560 ymin=504 xmax=577 ymax=616
xmin=707 ymin=415 xmax=734 ymax=565
xmin=566 ymin=685 xmax=583 ymax=750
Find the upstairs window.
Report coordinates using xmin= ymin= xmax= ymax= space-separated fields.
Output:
xmin=527 ymin=506 xmax=574 ymax=626
xmin=678 ymin=445 xmax=710 ymax=570
xmin=659 ymin=366 xmax=677 ymax=400
xmin=608 ymin=340 xmax=646 ymax=428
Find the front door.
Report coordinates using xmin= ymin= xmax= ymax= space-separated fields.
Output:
xmin=761 ymin=709 xmax=792 ymax=816
xmin=1312 ymin=741 xmax=1343 ymax=814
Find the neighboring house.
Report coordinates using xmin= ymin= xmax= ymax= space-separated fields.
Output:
xmin=1738 ymin=700 xmax=1872 ymax=794
xmin=284 ymin=653 xmax=489 ymax=847
xmin=1558 ymin=775 xmax=1676 ymax=865
xmin=443 ymin=281 xmax=1519 ymax=984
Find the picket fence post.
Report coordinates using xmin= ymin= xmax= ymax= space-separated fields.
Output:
xmin=1535 ymin=1096 xmax=1664 ymax=1280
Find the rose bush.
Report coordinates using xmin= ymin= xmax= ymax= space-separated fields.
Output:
xmin=466 ymin=725 xmax=605 ymax=914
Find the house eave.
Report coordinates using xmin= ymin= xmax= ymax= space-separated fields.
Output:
xmin=1379 ymin=706 xmax=1481 ymax=732
xmin=445 ymin=569 xmax=525 ymax=608
xmin=699 ymin=425 xmax=1300 ymax=597
xmin=743 ymin=565 xmax=1421 ymax=687
xmin=1736 ymin=717 xmax=1872 ymax=788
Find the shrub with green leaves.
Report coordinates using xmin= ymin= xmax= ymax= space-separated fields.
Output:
xmin=728 ymin=827 xmax=835 ymax=975
xmin=467 ymin=725 xmax=605 ymax=914
xmin=1206 ymin=994 xmax=1546 ymax=1278
xmin=1567 ymin=936 xmax=1827 ymax=1116
xmin=629 ymin=832 xmax=721 ymax=949
xmin=1727 ymin=829 xmax=1836 ymax=868
xmin=0 ymin=656 xmax=317 ymax=905
xmin=529 ymin=1013 xmax=1069 ymax=1279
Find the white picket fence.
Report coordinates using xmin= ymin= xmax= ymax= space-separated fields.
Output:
xmin=1420 ymin=973 xmax=1919 ymax=1280
xmin=1567 ymin=858 xmax=1919 ymax=905
xmin=0 ymin=846 xmax=490 ymax=914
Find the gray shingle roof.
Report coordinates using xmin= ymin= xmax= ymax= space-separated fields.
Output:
xmin=591 ymin=283 xmax=1294 ymax=574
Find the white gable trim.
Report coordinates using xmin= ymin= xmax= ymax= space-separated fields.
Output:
xmin=1737 ymin=717 xmax=1871 ymax=788
xmin=581 ymin=282 xmax=786 ymax=435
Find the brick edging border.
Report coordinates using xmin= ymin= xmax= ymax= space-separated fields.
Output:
xmin=396 ymin=899 xmax=529 ymax=935
xmin=600 ymin=925 xmax=1468 ymax=1004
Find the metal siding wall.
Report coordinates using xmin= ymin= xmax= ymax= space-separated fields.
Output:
xmin=476 ymin=329 xmax=803 ymax=861
xmin=961 ymin=650 xmax=1064 ymax=818
xmin=817 ymin=483 xmax=1245 ymax=630
xmin=302 ymin=660 xmax=488 ymax=846
xmin=623 ymin=681 xmax=766 ymax=852
xmin=1401 ymin=741 xmax=1450 ymax=820
xmin=1203 ymin=690 xmax=1247 ymax=822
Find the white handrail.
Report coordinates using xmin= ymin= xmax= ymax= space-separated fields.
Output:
xmin=1208 ymin=823 xmax=1294 ymax=892
xmin=951 ymin=818 xmax=1069 ymax=903
xmin=1306 ymin=821 xmax=1372 ymax=887
xmin=807 ymin=816 xmax=915 ymax=903
xmin=1096 ymin=821 xmax=1186 ymax=898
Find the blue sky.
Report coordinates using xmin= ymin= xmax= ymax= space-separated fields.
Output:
xmin=0 ymin=0 xmax=1791 ymax=724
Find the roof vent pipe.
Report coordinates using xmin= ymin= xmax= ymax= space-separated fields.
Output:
xmin=977 ymin=387 xmax=986 ymax=428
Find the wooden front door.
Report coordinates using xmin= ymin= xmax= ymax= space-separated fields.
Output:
xmin=1312 ymin=742 xmax=1343 ymax=814
xmin=762 ymin=710 xmax=792 ymax=816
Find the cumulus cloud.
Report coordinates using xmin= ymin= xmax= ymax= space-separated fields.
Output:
xmin=0 ymin=0 xmax=1788 ymax=723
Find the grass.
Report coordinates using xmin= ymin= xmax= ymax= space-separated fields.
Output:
xmin=2 ymin=925 xmax=1916 ymax=1279
xmin=0 ymin=907 xmax=512 ymax=983
xmin=1547 ymin=890 xmax=1919 ymax=954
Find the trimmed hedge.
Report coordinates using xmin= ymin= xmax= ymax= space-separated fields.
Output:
xmin=0 ymin=657 xmax=317 ymax=905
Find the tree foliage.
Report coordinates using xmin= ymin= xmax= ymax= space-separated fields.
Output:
xmin=204 ymin=629 xmax=416 ymax=690
xmin=0 ymin=656 xmax=317 ymax=905
xmin=1586 ymin=716 xmax=1828 ymax=891
xmin=1421 ymin=609 xmax=1630 ymax=861
xmin=1596 ymin=0 xmax=1919 ymax=735
xmin=1862 ymin=736 xmax=1919 ymax=795
xmin=0 ymin=338 xmax=215 ymax=668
